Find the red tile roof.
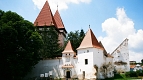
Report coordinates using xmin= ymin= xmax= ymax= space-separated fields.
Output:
xmin=34 ymin=1 xmax=56 ymax=27
xmin=54 ymin=10 xmax=65 ymax=29
xmin=130 ymin=65 xmax=135 ymax=68
xmin=99 ymin=41 xmax=108 ymax=56
xmin=77 ymin=28 xmax=103 ymax=50
xmin=62 ymin=41 xmax=75 ymax=54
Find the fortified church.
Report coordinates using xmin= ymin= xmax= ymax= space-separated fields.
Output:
xmin=25 ymin=1 xmax=130 ymax=79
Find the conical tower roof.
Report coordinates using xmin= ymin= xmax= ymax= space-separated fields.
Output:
xmin=77 ymin=28 xmax=103 ymax=50
xmin=34 ymin=0 xmax=56 ymax=27
xmin=99 ymin=41 xmax=108 ymax=56
xmin=54 ymin=10 xmax=65 ymax=29
xmin=62 ymin=41 xmax=75 ymax=53
xmin=54 ymin=10 xmax=67 ymax=33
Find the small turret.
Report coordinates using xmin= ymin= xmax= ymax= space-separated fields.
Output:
xmin=62 ymin=40 xmax=76 ymax=68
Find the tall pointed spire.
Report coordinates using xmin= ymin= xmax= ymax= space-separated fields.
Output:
xmin=62 ymin=41 xmax=75 ymax=53
xmin=54 ymin=9 xmax=65 ymax=29
xmin=77 ymin=28 xmax=103 ymax=50
xmin=57 ymin=5 xmax=59 ymax=10
xmin=34 ymin=0 xmax=56 ymax=27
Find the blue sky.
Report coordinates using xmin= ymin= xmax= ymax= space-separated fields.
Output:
xmin=0 ymin=0 xmax=143 ymax=62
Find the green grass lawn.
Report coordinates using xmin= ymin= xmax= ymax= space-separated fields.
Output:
xmin=103 ymin=73 xmax=142 ymax=80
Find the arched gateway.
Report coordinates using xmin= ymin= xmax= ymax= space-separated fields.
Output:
xmin=66 ymin=71 xmax=71 ymax=78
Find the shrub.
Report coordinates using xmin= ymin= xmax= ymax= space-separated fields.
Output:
xmin=130 ymin=71 xmax=138 ymax=77
xmin=138 ymin=70 xmax=143 ymax=76
xmin=125 ymin=71 xmax=140 ymax=77
xmin=125 ymin=72 xmax=130 ymax=77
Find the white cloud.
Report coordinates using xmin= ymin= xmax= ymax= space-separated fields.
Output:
xmin=129 ymin=51 xmax=143 ymax=63
xmin=99 ymin=8 xmax=143 ymax=62
xmin=128 ymin=29 xmax=143 ymax=52
xmin=32 ymin=0 xmax=91 ymax=13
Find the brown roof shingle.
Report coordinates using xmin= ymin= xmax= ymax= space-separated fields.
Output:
xmin=99 ymin=41 xmax=108 ymax=56
xmin=54 ymin=10 xmax=65 ymax=29
xmin=77 ymin=28 xmax=103 ymax=50
xmin=62 ymin=41 xmax=75 ymax=53
xmin=34 ymin=1 xmax=56 ymax=27
xmin=130 ymin=65 xmax=135 ymax=68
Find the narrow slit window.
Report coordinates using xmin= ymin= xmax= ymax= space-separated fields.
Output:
xmin=85 ymin=59 xmax=88 ymax=65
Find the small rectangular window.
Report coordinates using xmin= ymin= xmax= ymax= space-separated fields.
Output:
xmin=85 ymin=59 xmax=88 ymax=65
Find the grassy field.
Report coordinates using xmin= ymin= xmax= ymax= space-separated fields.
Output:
xmin=103 ymin=73 xmax=143 ymax=80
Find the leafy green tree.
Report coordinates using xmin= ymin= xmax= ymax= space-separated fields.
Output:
xmin=66 ymin=29 xmax=85 ymax=52
xmin=0 ymin=10 xmax=43 ymax=80
xmin=80 ymin=29 xmax=85 ymax=40
xmin=37 ymin=26 xmax=62 ymax=59
xmin=141 ymin=59 xmax=143 ymax=65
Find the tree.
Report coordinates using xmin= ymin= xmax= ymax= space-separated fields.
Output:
xmin=141 ymin=59 xmax=143 ymax=64
xmin=37 ymin=26 xmax=62 ymax=59
xmin=0 ymin=10 xmax=43 ymax=80
xmin=66 ymin=29 xmax=85 ymax=52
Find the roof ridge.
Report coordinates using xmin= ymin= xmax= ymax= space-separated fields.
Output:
xmin=34 ymin=1 xmax=57 ymax=27
xmin=62 ymin=40 xmax=75 ymax=53
xmin=77 ymin=28 xmax=103 ymax=50
xmin=54 ymin=10 xmax=65 ymax=29
xmin=111 ymin=38 xmax=128 ymax=55
xmin=99 ymin=41 xmax=108 ymax=56
xmin=90 ymin=28 xmax=103 ymax=49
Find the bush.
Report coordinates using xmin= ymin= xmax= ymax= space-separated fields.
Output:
xmin=125 ymin=72 xmax=130 ymax=77
xmin=130 ymin=71 xmax=138 ymax=77
xmin=114 ymin=74 xmax=123 ymax=79
xmin=125 ymin=71 xmax=143 ymax=77
xmin=138 ymin=70 xmax=143 ymax=76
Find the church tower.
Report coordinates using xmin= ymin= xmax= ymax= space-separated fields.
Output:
xmin=34 ymin=0 xmax=67 ymax=46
